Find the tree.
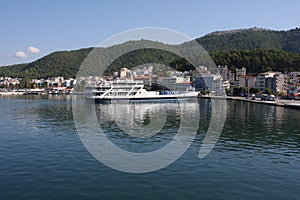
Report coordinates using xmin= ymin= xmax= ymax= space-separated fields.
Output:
xmin=249 ymin=87 xmax=259 ymax=94
xmin=233 ymin=87 xmax=240 ymax=96
xmin=19 ymin=77 xmax=31 ymax=89
xmin=265 ymin=88 xmax=271 ymax=94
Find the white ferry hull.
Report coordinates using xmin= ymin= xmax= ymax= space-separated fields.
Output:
xmin=91 ymin=92 xmax=199 ymax=103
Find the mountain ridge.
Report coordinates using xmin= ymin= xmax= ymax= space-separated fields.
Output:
xmin=197 ymin=27 xmax=300 ymax=52
xmin=205 ymin=27 xmax=269 ymax=36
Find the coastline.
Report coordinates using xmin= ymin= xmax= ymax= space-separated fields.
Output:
xmin=0 ymin=91 xmax=25 ymax=96
xmin=200 ymin=95 xmax=300 ymax=109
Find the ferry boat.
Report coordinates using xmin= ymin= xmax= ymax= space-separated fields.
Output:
xmin=89 ymin=79 xmax=199 ymax=103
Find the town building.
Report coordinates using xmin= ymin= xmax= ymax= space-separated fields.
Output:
xmin=194 ymin=76 xmax=212 ymax=91
xmin=227 ymin=69 xmax=235 ymax=84
xmin=157 ymin=77 xmax=176 ymax=90
xmin=235 ymin=67 xmax=246 ymax=80
xmin=120 ymin=68 xmax=133 ymax=79
xmin=134 ymin=75 xmax=157 ymax=90
xmin=194 ymin=75 xmax=224 ymax=94
xmin=218 ymin=65 xmax=228 ymax=81
xmin=175 ymin=82 xmax=195 ymax=91
xmin=238 ymin=76 xmax=256 ymax=88
xmin=289 ymin=72 xmax=300 ymax=85
xmin=255 ymin=72 xmax=287 ymax=94
xmin=255 ymin=75 xmax=266 ymax=92
xmin=288 ymin=84 xmax=300 ymax=94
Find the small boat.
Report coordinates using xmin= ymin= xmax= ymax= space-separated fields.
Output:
xmin=89 ymin=79 xmax=199 ymax=103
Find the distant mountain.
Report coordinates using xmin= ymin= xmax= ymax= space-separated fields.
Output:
xmin=206 ymin=27 xmax=269 ymax=36
xmin=1 ymin=27 xmax=300 ymax=78
xmin=197 ymin=27 xmax=300 ymax=53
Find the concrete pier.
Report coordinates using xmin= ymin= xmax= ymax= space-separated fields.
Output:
xmin=200 ymin=95 xmax=300 ymax=109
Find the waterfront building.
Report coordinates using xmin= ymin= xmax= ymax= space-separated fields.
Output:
xmin=170 ymin=71 xmax=191 ymax=83
xmin=235 ymin=67 xmax=246 ymax=86
xmin=194 ymin=76 xmax=213 ymax=91
xmin=255 ymin=75 xmax=266 ymax=92
xmin=0 ymin=77 xmax=20 ymax=87
xmin=288 ymin=72 xmax=300 ymax=84
xmin=134 ymin=75 xmax=157 ymax=90
xmin=212 ymin=75 xmax=224 ymax=94
xmin=197 ymin=66 xmax=210 ymax=75
xmin=227 ymin=69 xmax=235 ymax=84
xmin=194 ymin=75 xmax=224 ymax=94
xmin=120 ymin=68 xmax=133 ymax=79
xmin=218 ymin=65 xmax=228 ymax=80
xmin=288 ymin=84 xmax=300 ymax=94
xmin=175 ymin=81 xmax=195 ymax=91
xmin=235 ymin=67 xmax=246 ymax=80
xmin=238 ymin=76 xmax=256 ymax=88
xmin=223 ymin=80 xmax=230 ymax=89
xmin=157 ymin=77 xmax=176 ymax=90
xmin=62 ymin=78 xmax=76 ymax=87
xmin=255 ymin=72 xmax=287 ymax=94
xmin=194 ymin=76 xmax=207 ymax=91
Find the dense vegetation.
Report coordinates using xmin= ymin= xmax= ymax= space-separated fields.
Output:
xmin=197 ymin=28 xmax=300 ymax=53
xmin=1 ymin=28 xmax=300 ymax=78
xmin=105 ymin=48 xmax=182 ymax=75
xmin=210 ymin=49 xmax=300 ymax=74
xmin=0 ymin=48 xmax=93 ymax=78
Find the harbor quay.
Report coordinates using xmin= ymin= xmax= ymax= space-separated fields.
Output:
xmin=200 ymin=95 xmax=300 ymax=109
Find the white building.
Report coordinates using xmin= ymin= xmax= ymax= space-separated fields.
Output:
xmin=236 ymin=67 xmax=246 ymax=79
xmin=120 ymin=68 xmax=135 ymax=79
xmin=255 ymin=72 xmax=286 ymax=93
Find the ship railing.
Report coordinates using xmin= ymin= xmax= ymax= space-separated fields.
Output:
xmin=126 ymin=82 xmax=143 ymax=96
xmin=101 ymin=86 xmax=114 ymax=97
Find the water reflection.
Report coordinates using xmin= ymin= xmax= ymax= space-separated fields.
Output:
xmin=2 ymin=95 xmax=299 ymax=160
xmin=0 ymin=95 xmax=74 ymax=136
xmin=94 ymin=102 xmax=200 ymax=152
xmin=96 ymin=103 xmax=178 ymax=137
xmin=72 ymin=96 xmax=203 ymax=172
xmin=218 ymin=100 xmax=300 ymax=158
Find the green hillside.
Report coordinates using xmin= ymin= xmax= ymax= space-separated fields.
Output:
xmin=197 ymin=27 xmax=300 ymax=53
xmin=210 ymin=49 xmax=300 ymax=74
xmin=0 ymin=48 xmax=93 ymax=78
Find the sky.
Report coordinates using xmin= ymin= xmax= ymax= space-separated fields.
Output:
xmin=0 ymin=0 xmax=300 ymax=66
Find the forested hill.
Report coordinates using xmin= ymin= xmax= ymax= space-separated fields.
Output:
xmin=210 ymin=49 xmax=300 ymax=74
xmin=0 ymin=48 xmax=93 ymax=78
xmin=196 ymin=27 xmax=300 ymax=53
xmin=1 ymin=27 xmax=300 ymax=78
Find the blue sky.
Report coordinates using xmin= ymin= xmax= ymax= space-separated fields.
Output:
xmin=1 ymin=0 xmax=300 ymax=66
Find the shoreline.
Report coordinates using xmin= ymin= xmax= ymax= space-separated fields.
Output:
xmin=0 ymin=91 xmax=25 ymax=96
xmin=200 ymin=95 xmax=300 ymax=109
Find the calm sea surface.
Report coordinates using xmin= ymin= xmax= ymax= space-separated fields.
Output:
xmin=1 ymin=95 xmax=300 ymax=200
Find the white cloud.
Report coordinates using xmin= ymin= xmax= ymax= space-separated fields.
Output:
xmin=27 ymin=46 xmax=40 ymax=54
xmin=12 ymin=46 xmax=40 ymax=60
xmin=15 ymin=51 xmax=28 ymax=59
